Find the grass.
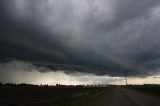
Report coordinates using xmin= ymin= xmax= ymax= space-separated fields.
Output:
xmin=0 ymin=86 xmax=110 ymax=106
xmin=127 ymin=85 xmax=160 ymax=97
xmin=35 ymin=87 xmax=109 ymax=106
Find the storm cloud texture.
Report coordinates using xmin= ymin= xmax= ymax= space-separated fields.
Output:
xmin=1 ymin=0 xmax=160 ymax=78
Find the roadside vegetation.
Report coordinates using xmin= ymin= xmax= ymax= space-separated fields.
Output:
xmin=0 ymin=83 xmax=111 ymax=106
xmin=127 ymin=84 xmax=160 ymax=97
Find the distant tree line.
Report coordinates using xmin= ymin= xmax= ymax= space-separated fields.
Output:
xmin=0 ymin=82 xmax=111 ymax=88
xmin=0 ymin=82 xmax=38 ymax=86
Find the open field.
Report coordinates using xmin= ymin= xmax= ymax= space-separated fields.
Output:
xmin=127 ymin=85 xmax=160 ymax=97
xmin=0 ymin=85 xmax=109 ymax=106
xmin=0 ymin=85 xmax=160 ymax=106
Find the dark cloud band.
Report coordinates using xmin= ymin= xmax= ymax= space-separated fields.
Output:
xmin=0 ymin=0 xmax=160 ymax=77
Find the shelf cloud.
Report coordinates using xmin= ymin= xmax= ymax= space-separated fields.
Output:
xmin=1 ymin=0 xmax=160 ymax=81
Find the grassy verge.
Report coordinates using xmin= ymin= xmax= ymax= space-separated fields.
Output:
xmin=35 ymin=87 xmax=110 ymax=106
xmin=127 ymin=85 xmax=160 ymax=97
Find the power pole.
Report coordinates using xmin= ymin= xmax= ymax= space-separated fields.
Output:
xmin=124 ymin=70 xmax=128 ymax=85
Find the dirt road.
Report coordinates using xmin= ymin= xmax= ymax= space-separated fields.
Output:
xmin=87 ymin=87 xmax=160 ymax=106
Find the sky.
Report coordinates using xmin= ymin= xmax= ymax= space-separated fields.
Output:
xmin=0 ymin=0 xmax=160 ymax=85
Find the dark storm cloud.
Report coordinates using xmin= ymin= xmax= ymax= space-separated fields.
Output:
xmin=1 ymin=0 xmax=160 ymax=77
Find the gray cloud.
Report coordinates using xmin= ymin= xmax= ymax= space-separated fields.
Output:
xmin=0 ymin=61 xmax=123 ymax=85
xmin=0 ymin=0 xmax=160 ymax=78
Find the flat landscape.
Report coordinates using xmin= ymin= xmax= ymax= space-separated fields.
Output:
xmin=0 ymin=85 xmax=160 ymax=106
xmin=1 ymin=1 xmax=160 ymax=106
xmin=0 ymin=85 xmax=108 ymax=106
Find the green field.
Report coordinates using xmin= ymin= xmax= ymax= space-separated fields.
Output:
xmin=127 ymin=85 xmax=160 ymax=97
xmin=0 ymin=86 xmax=110 ymax=106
